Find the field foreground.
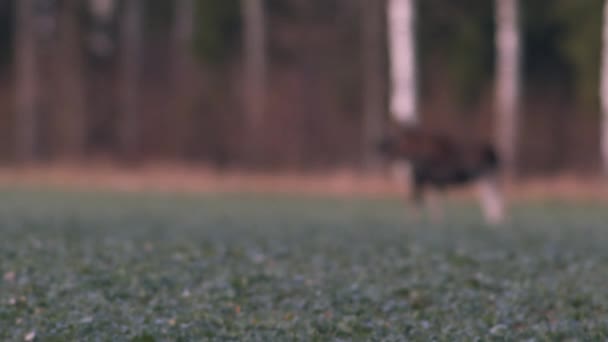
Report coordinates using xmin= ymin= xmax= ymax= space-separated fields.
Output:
xmin=1 ymin=189 xmax=608 ymax=340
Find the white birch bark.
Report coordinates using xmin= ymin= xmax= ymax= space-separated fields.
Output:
xmin=495 ymin=0 xmax=521 ymax=177
xmin=387 ymin=0 xmax=417 ymax=125
xmin=387 ymin=0 xmax=417 ymax=190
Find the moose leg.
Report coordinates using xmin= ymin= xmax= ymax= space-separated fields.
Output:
xmin=408 ymin=179 xmax=424 ymax=222
xmin=424 ymin=186 xmax=444 ymax=224
xmin=478 ymin=174 xmax=505 ymax=225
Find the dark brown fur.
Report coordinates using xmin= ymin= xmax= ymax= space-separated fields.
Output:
xmin=378 ymin=127 xmax=500 ymax=208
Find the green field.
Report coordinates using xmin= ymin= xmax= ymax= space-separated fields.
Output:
xmin=1 ymin=189 xmax=608 ymax=340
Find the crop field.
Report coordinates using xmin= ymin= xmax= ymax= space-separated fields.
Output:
xmin=1 ymin=188 xmax=608 ymax=340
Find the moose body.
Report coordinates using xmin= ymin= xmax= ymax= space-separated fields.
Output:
xmin=378 ymin=127 xmax=504 ymax=224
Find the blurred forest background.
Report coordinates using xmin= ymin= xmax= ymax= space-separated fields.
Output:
xmin=0 ymin=0 xmax=604 ymax=177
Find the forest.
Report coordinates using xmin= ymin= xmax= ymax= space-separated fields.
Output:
xmin=0 ymin=0 xmax=605 ymax=175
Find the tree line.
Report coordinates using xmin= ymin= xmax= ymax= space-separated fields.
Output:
xmin=0 ymin=0 xmax=606 ymax=175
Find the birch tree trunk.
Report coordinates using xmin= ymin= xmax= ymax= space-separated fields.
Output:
xmin=386 ymin=0 xmax=417 ymax=186
xmin=15 ymin=0 xmax=38 ymax=162
xmin=361 ymin=0 xmax=386 ymax=170
xmin=387 ymin=0 xmax=417 ymax=125
xmin=600 ymin=0 xmax=608 ymax=175
xmin=119 ymin=0 xmax=142 ymax=160
xmin=495 ymin=0 xmax=521 ymax=178
xmin=241 ymin=0 xmax=267 ymax=164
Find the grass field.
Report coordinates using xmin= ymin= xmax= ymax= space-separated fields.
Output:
xmin=1 ymin=189 xmax=608 ymax=340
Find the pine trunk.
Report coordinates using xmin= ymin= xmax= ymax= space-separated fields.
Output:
xmin=241 ymin=0 xmax=267 ymax=165
xmin=361 ymin=0 xmax=386 ymax=171
xmin=15 ymin=0 xmax=38 ymax=162
xmin=600 ymin=0 xmax=608 ymax=174
xmin=119 ymin=0 xmax=143 ymax=160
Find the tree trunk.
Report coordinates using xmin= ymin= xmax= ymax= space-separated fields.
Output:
xmin=600 ymin=0 xmax=608 ymax=175
xmin=386 ymin=0 xmax=417 ymax=187
xmin=387 ymin=0 xmax=417 ymax=125
xmin=495 ymin=0 xmax=521 ymax=178
xmin=361 ymin=0 xmax=386 ymax=171
xmin=241 ymin=0 xmax=267 ymax=165
xmin=87 ymin=0 xmax=117 ymax=58
xmin=53 ymin=0 xmax=87 ymax=160
xmin=14 ymin=0 xmax=38 ymax=163
xmin=119 ymin=0 xmax=142 ymax=160
xmin=172 ymin=0 xmax=196 ymax=159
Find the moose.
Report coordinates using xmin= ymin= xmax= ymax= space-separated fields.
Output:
xmin=378 ymin=126 xmax=505 ymax=224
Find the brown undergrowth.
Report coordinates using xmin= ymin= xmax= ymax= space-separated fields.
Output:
xmin=0 ymin=164 xmax=606 ymax=201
